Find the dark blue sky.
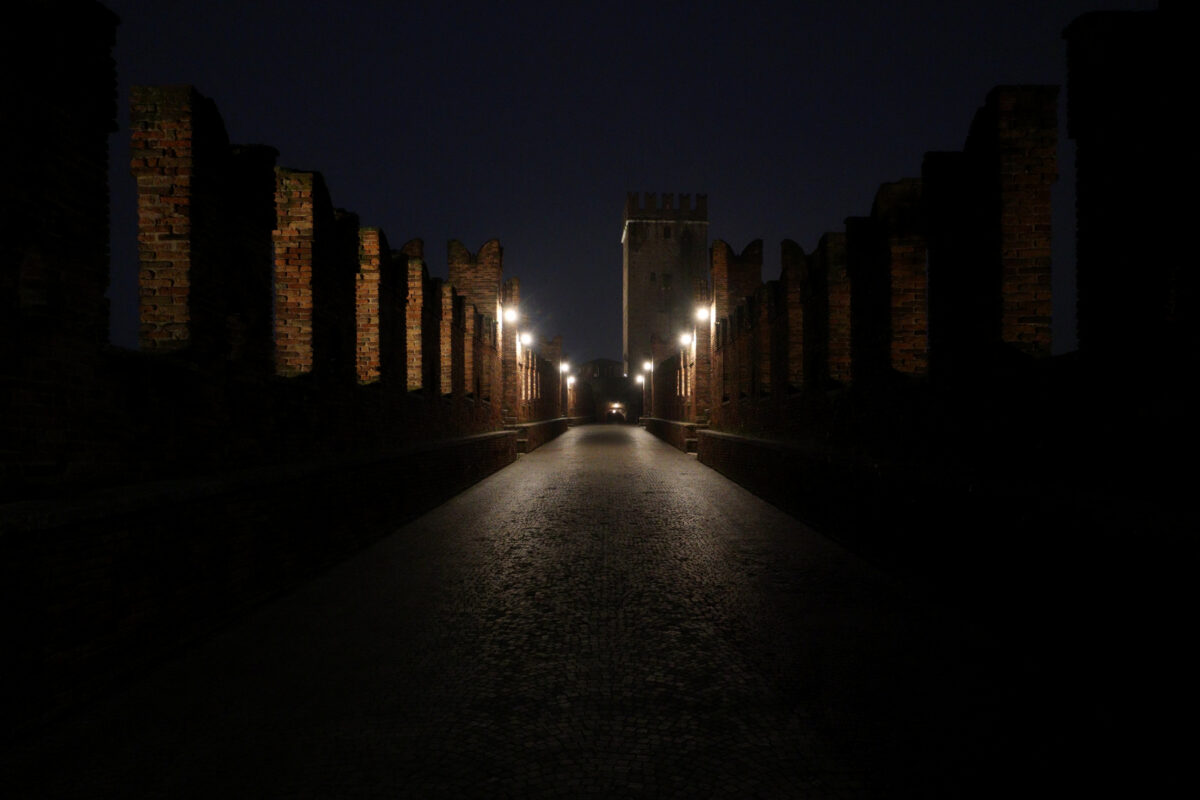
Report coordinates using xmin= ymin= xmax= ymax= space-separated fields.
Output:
xmin=103 ymin=0 xmax=1156 ymax=363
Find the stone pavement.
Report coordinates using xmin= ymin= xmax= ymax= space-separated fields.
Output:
xmin=3 ymin=425 xmax=1053 ymax=797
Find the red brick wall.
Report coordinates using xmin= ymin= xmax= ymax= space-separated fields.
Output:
xmin=355 ymin=227 xmax=387 ymax=383
xmin=924 ymin=87 xmax=1056 ymax=372
xmin=708 ymin=240 xmax=764 ymax=429
xmin=780 ymin=240 xmax=809 ymax=390
xmin=131 ymin=87 xmax=280 ymax=367
xmin=991 ymin=87 xmax=1056 ymax=358
xmin=272 ymin=169 xmax=322 ymax=375
xmin=448 ymin=238 xmax=503 ymax=319
xmin=710 ymin=239 xmax=763 ymax=322
xmin=816 ymin=233 xmax=852 ymax=386
xmin=130 ymin=86 xmax=208 ymax=352
xmin=872 ymin=179 xmax=929 ymax=377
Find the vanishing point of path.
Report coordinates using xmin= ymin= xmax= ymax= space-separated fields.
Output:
xmin=4 ymin=425 xmax=1034 ymax=798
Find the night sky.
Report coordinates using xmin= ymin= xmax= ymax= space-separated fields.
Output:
xmin=102 ymin=0 xmax=1156 ymax=364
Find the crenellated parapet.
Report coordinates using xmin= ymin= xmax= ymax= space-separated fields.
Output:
xmin=7 ymin=61 xmax=566 ymax=499
xmin=1 ymin=1 xmax=565 ymax=735
xmin=624 ymin=191 xmax=708 ymax=222
xmin=448 ymin=238 xmax=503 ymax=318
xmin=710 ymin=239 xmax=763 ymax=323
xmin=669 ymin=83 xmax=1055 ymax=435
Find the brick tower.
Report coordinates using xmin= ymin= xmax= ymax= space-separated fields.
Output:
xmin=622 ymin=192 xmax=709 ymax=374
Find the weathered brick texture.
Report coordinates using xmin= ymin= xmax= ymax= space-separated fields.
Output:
xmin=872 ymin=179 xmax=929 ymax=376
xmin=403 ymin=241 xmax=435 ymax=392
xmin=130 ymin=85 xmax=208 ymax=352
xmin=710 ymin=240 xmax=762 ymax=323
xmin=355 ymin=227 xmax=389 ymax=383
xmin=272 ymin=169 xmax=323 ymax=376
xmin=448 ymin=238 xmax=503 ymax=320
xmin=991 ymin=87 xmax=1056 ymax=358
xmin=780 ymin=240 xmax=809 ymax=390
xmin=131 ymin=87 xmax=280 ymax=365
xmin=818 ymin=233 xmax=852 ymax=385
xmin=438 ymin=281 xmax=456 ymax=396
xmin=924 ymin=87 xmax=1056 ymax=372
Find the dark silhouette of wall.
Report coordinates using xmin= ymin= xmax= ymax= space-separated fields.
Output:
xmin=1 ymin=3 xmax=568 ymax=737
xmin=639 ymin=27 xmax=1195 ymax=774
xmin=1065 ymin=5 xmax=1194 ymax=364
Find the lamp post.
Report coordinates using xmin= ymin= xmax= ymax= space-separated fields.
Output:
xmin=559 ymin=361 xmax=569 ymax=419
xmin=641 ymin=359 xmax=653 ymax=419
xmin=636 ymin=373 xmax=646 ymax=421
xmin=679 ymin=333 xmax=693 ymax=420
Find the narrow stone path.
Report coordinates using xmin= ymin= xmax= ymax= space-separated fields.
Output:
xmin=3 ymin=425 xmax=1033 ymax=798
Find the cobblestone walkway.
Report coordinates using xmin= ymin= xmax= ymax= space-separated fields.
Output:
xmin=3 ymin=425 xmax=1033 ymax=798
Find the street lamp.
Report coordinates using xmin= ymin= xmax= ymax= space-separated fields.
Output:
xmin=642 ymin=360 xmax=654 ymax=417
xmin=504 ymin=307 xmax=518 ymax=324
xmin=679 ymin=332 xmax=692 ymax=347
xmin=636 ymin=373 xmax=646 ymax=421
xmin=695 ymin=306 xmax=710 ymax=321
xmin=558 ymin=361 xmax=569 ymax=418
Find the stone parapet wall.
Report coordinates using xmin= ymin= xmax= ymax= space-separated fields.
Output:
xmin=643 ymin=417 xmax=698 ymax=453
xmin=1 ymin=430 xmax=518 ymax=737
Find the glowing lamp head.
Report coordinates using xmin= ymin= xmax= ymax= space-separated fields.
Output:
xmin=567 ymin=376 xmax=576 ymax=386
xmin=695 ymin=306 xmax=710 ymax=322
xmin=642 ymin=360 xmax=653 ymax=372
xmin=520 ymin=332 xmax=532 ymax=346
xmin=504 ymin=307 xmax=518 ymax=323
xmin=679 ymin=333 xmax=692 ymax=346
xmin=636 ymin=374 xmax=645 ymax=384
xmin=560 ymin=362 xmax=569 ymax=373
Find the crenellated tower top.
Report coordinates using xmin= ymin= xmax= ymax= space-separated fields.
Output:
xmin=624 ymin=191 xmax=708 ymax=222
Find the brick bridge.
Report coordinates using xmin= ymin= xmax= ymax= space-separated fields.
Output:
xmin=0 ymin=425 xmax=1108 ymax=796
xmin=2 ymin=3 xmax=1192 ymax=795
